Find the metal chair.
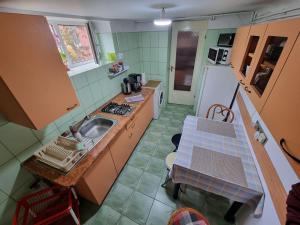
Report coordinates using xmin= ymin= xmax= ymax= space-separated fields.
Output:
xmin=206 ymin=104 xmax=235 ymax=123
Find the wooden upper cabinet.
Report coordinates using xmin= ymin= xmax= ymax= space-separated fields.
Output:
xmin=0 ymin=13 xmax=79 ymax=129
xmin=239 ymin=23 xmax=268 ymax=85
xmin=261 ymin=35 xmax=300 ymax=171
xmin=230 ymin=25 xmax=250 ymax=79
xmin=244 ymin=18 xmax=300 ymax=112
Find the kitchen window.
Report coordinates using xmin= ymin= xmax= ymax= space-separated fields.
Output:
xmin=48 ymin=18 xmax=99 ymax=75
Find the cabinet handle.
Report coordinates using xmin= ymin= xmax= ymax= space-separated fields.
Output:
xmin=67 ymin=104 xmax=78 ymax=111
xmin=244 ymin=86 xmax=251 ymax=93
xmin=129 ymin=133 xmax=133 ymax=138
xmin=280 ymin=138 xmax=300 ymax=163
xmin=230 ymin=63 xmax=234 ymax=69
xmin=239 ymin=80 xmax=245 ymax=85
xmin=170 ymin=66 xmax=174 ymax=72
xmin=131 ymin=122 xmax=135 ymax=129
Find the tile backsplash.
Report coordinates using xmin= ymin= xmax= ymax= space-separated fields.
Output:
xmin=0 ymin=31 xmax=170 ymax=224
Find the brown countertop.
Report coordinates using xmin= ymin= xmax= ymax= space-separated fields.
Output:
xmin=22 ymin=88 xmax=154 ymax=187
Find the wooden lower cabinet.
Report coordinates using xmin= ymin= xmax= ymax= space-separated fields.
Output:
xmin=109 ymin=127 xmax=133 ymax=173
xmin=75 ymin=148 xmax=117 ymax=204
xmin=131 ymin=95 xmax=154 ymax=147
xmin=76 ymin=93 xmax=154 ymax=204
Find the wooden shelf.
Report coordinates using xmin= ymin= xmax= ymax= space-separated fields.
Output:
xmin=260 ymin=60 xmax=275 ymax=69
xmin=248 ymin=53 xmax=254 ymax=58
xmin=108 ymin=65 xmax=129 ymax=78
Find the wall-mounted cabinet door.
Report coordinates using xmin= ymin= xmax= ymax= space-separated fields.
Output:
xmin=260 ymin=35 xmax=300 ymax=170
xmin=239 ymin=23 xmax=268 ymax=86
xmin=230 ymin=25 xmax=250 ymax=80
xmin=244 ymin=18 xmax=300 ymax=112
xmin=0 ymin=13 xmax=79 ymax=129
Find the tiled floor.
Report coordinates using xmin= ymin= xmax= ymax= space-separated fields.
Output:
xmin=80 ymin=104 xmax=233 ymax=225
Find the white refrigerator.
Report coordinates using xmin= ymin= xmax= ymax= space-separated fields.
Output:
xmin=196 ymin=64 xmax=238 ymax=117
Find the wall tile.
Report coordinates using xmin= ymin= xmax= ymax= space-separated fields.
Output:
xmin=159 ymin=48 xmax=168 ymax=63
xmin=150 ymin=32 xmax=159 ymax=47
xmin=90 ymin=81 xmax=104 ymax=103
xmin=72 ymin=73 xmax=89 ymax=90
xmin=16 ymin=142 xmax=42 ymax=163
xmin=78 ymin=86 xmax=94 ymax=109
xmin=142 ymin=32 xmax=150 ymax=47
xmin=159 ymin=32 xmax=169 ymax=48
xmin=54 ymin=110 xmax=73 ymax=128
xmin=0 ymin=123 xmax=38 ymax=156
xmin=143 ymin=48 xmax=151 ymax=61
xmin=150 ymin=62 xmax=159 ymax=75
xmin=0 ymin=142 xmax=14 ymax=167
xmin=150 ymin=48 xmax=159 ymax=62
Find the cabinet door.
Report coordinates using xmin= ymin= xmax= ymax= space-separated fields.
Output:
xmin=131 ymin=95 xmax=154 ymax=148
xmin=75 ymin=148 xmax=117 ymax=204
xmin=0 ymin=13 xmax=79 ymax=129
xmin=109 ymin=128 xmax=133 ymax=173
xmin=245 ymin=18 xmax=300 ymax=112
xmin=261 ymin=36 xmax=300 ymax=168
xmin=230 ymin=25 xmax=250 ymax=80
xmin=239 ymin=24 xmax=268 ymax=85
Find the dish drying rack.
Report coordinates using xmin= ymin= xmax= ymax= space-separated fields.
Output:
xmin=34 ymin=136 xmax=87 ymax=173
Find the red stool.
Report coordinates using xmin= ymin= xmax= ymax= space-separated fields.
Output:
xmin=13 ymin=186 xmax=80 ymax=225
xmin=168 ymin=208 xmax=210 ymax=225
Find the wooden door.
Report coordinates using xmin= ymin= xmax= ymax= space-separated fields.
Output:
xmin=245 ymin=18 xmax=300 ymax=112
xmin=230 ymin=25 xmax=251 ymax=80
xmin=261 ymin=35 xmax=300 ymax=172
xmin=0 ymin=13 xmax=79 ymax=129
xmin=109 ymin=127 xmax=133 ymax=173
xmin=168 ymin=21 xmax=207 ymax=105
xmin=75 ymin=148 xmax=117 ymax=204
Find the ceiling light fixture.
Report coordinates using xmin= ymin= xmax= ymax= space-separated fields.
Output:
xmin=153 ymin=8 xmax=172 ymax=26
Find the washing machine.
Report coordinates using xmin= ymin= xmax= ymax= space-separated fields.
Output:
xmin=143 ymin=80 xmax=164 ymax=119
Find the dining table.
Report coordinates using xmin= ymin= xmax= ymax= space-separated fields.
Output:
xmin=170 ymin=116 xmax=264 ymax=223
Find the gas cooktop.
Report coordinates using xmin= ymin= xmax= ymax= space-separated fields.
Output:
xmin=101 ymin=102 xmax=133 ymax=116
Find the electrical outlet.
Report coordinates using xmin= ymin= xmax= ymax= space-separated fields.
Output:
xmin=253 ymin=121 xmax=268 ymax=145
xmin=258 ymin=132 xmax=267 ymax=144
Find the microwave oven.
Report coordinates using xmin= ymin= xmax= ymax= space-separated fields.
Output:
xmin=217 ymin=33 xmax=236 ymax=47
xmin=207 ymin=46 xmax=232 ymax=65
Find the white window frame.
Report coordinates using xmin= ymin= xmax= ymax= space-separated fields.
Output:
xmin=47 ymin=17 xmax=99 ymax=76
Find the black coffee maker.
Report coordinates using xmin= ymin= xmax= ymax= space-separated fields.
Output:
xmin=128 ymin=74 xmax=142 ymax=92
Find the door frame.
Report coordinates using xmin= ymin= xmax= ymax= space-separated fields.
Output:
xmin=168 ymin=21 xmax=208 ymax=105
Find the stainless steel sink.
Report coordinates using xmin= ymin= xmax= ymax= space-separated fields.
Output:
xmin=78 ymin=117 xmax=116 ymax=139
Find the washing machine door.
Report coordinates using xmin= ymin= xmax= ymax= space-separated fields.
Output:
xmin=159 ymin=90 xmax=164 ymax=106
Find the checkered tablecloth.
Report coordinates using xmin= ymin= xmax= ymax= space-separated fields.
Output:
xmin=170 ymin=116 xmax=264 ymax=217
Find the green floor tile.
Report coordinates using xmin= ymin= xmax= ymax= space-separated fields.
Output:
xmin=124 ymin=192 xmax=154 ymax=225
xmin=118 ymin=166 xmax=143 ymax=189
xmin=104 ymin=183 xmax=134 ymax=213
xmin=117 ymin=216 xmax=140 ymax=225
xmin=155 ymin=186 xmax=177 ymax=209
xmin=128 ymin=152 xmax=151 ymax=170
xmin=146 ymin=157 xmax=166 ymax=177
xmin=94 ymin=205 xmax=121 ymax=225
xmin=146 ymin=200 xmax=174 ymax=225
xmin=136 ymin=172 xmax=161 ymax=198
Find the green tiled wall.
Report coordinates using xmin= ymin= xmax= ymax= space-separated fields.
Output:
xmin=0 ymin=32 xmax=141 ymax=225
xmin=138 ymin=31 xmax=171 ymax=105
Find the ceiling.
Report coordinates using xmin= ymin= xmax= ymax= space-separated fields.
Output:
xmin=0 ymin=0 xmax=294 ymax=21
